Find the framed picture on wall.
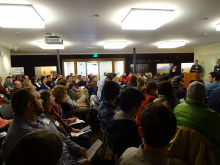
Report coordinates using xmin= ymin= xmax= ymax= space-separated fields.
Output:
xmin=181 ymin=63 xmax=194 ymax=73
xmin=156 ymin=63 xmax=173 ymax=74
xmin=130 ymin=64 xmax=148 ymax=75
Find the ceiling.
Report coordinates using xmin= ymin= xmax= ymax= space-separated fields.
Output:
xmin=0 ymin=0 xmax=220 ymax=55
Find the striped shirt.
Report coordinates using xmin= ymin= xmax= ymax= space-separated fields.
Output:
xmin=1 ymin=113 xmax=83 ymax=165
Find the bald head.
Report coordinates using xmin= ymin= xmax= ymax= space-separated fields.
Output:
xmin=14 ymin=81 xmax=21 ymax=88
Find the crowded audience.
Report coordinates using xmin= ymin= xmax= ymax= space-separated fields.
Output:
xmin=0 ymin=69 xmax=220 ymax=165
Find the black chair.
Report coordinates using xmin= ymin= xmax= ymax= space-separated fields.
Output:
xmin=0 ymin=104 xmax=13 ymax=119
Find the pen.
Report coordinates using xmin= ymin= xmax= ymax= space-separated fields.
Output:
xmin=83 ymin=128 xmax=91 ymax=132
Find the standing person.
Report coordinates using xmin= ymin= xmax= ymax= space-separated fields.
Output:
xmin=97 ymin=73 xmax=113 ymax=100
xmin=1 ymin=88 xmax=90 ymax=165
xmin=124 ymin=72 xmax=133 ymax=84
xmin=136 ymin=81 xmax=157 ymax=127
xmin=214 ymin=59 xmax=220 ymax=72
xmin=46 ymin=75 xmax=55 ymax=89
xmin=154 ymin=81 xmax=180 ymax=112
xmin=40 ymin=76 xmax=50 ymax=90
xmin=170 ymin=65 xmax=178 ymax=78
xmin=190 ymin=60 xmax=202 ymax=73
xmin=205 ymin=72 xmax=220 ymax=96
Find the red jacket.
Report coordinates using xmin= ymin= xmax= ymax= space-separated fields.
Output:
xmin=0 ymin=84 xmax=7 ymax=94
xmin=0 ymin=97 xmax=5 ymax=105
xmin=124 ymin=75 xmax=131 ymax=83
xmin=136 ymin=93 xmax=156 ymax=127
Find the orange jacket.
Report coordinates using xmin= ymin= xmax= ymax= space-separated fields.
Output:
xmin=136 ymin=93 xmax=156 ymax=127
xmin=119 ymin=75 xmax=125 ymax=82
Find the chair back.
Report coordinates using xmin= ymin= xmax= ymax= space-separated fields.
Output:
xmin=0 ymin=104 xmax=13 ymax=119
xmin=169 ymin=126 xmax=216 ymax=165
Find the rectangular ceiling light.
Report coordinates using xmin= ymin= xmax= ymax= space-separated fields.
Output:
xmin=216 ymin=24 xmax=220 ymax=31
xmin=122 ymin=8 xmax=175 ymax=30
xmin=38 ymin=42 xmax=64 ymax=49
xmin=158 ymin=41 xmax=185 ymax=48
xmin=0 ymin=4 xmax=44 ymax=28
xmin=104 ymin=41 xmax=127 ymax=49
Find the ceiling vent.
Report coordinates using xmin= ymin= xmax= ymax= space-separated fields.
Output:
xmin=45 ymin=33 xmax=63 ymax=44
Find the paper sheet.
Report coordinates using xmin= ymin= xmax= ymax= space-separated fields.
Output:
xmin=80 ymin=139 xmax=103 ymax=160
xmin=69 ymin=119 xmax=85 ymax=125
xmin=0 ymin=132 xmax=7 ymax=138
xmin=71 ymin=125 xmax=92 ymax=136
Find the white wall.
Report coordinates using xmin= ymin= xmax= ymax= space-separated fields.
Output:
xmin=77 ymin=62 xmax=86 ymax=77
xmin=0 ymin=46 xmax=11 ymax=84
xmin=64 ymin=62 xmax=75 ymax=77
xmin=114 ymin=61 xmax=124 ymax=77
xmin=100 ymin=61 xmax=112 ymax=77
xmin=194 ymin=42 xmax=220 ymax=84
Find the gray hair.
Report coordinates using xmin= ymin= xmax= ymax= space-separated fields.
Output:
xmin=147 ymin=72 xmax=152 ymax=78
xmin=38 ymin=90 xmax=53 ymax=107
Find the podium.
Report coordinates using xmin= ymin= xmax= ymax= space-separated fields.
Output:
xmin=184 ymin=72 xmax=200 ymax=89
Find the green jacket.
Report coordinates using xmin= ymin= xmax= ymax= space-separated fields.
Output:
xmin=174 ymin=98 xmax=220 ymax=163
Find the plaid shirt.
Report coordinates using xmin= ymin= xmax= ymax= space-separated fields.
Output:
xmin=1 ymin=113 xmax=83 ymax=165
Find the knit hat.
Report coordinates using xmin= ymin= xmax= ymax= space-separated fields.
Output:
xmin=187 ymin=81 xmax=207 ymax=100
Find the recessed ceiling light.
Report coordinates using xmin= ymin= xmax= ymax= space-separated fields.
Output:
xmin=0 ymin=4 xmax=44 ymax=28
xmin=203 ymin=33 xmax=208 ymax=35
xmin=104 ymin=41 xmax=127 ymax=49
xmin=16 ymin=32 xmax=21 ymax=34
xmin=37 ymin=41 xmax=64 ymax=49
xmin=121 ymin=8 xmax=175 ymax=30
xmin=216 ymin=24 xmax=220 ymax=31
xmin=158 ymin=41 xmax=185 ymax=48
xmin=92 ymin=14 xmax=102 ymax=18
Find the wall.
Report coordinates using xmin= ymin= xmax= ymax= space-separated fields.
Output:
xmin=194 ymin=42 xmax=220 ymax=84
xmin=0 ymin=46 xmax=11 ymax=84
xmin=11 ymin=53 xmax=194 ymax=78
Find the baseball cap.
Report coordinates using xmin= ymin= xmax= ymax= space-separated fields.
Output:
xmin=7 ymin=76 xmax=12 ymax=78
xmin=172 ymin=76 xmax=184 ymax=83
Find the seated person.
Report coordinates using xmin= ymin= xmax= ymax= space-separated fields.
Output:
xmin=106 ymin=88 xmax=145 ymax=157
xmin=4 ymin=76 xmax=15 ymax=91
xmin=172 ymin=76 xmax=186 ymax=100
xmin=72 ymin=76 xmax=89 ymax=98
xmin=207 ymin=88 xmax=220 ymax=114
xmin=31 ymin=76 xmax=40 ymax=91
xmin=90 ymin=75 xmax=98 ymax=95
xmin=22 ymin=75 xmax=29 ymax=82
xmin=145 ymin=73 xmax=154 ymax=83
xmin=75 ymin=75 xmax=81 ymax=84
xmin=126 ymin=75 xmax=138 ymax=89
xmin=174 ymin=81 xmax=220 ymax=164
xmin=40 ymin=76 xmax=50 ymax=90
xmin=119 ymin=73 xmax=126 ymax=85
xmin=0 ymin=77 xmax=11 ymax=100
xmin=5 ymin=129 xmax=63 ymax=165
xmin=46 ymin=75 xmax=55 ymax=89
xmin=51 ymin=85 xmax=93 ymax=127
xmin=119 ymin=102 xmax=189 ymax=165
xmin=39 ymin=90 xmax=91 ymax=149
xmin=158 ymin=74 xmax=172 ymax=83
xmin=21 ymin=80 xmax=36 ymax=89
xmin=205 ymin=72 xmax=220 ymax=96
xmin=54 ymin=73 xmax=63 ymax=85
xmin=11 ymin=81 xmax=21 ymax=95
xmin=98 ymin=81 xmax=120 ymax=127
xmin=1 ymin=88 xmax=90 ymax=164
xmin=67 ymin=76 xmax=85 ymax=99
xmin=77 ymin=76 xmax=87 ymax=87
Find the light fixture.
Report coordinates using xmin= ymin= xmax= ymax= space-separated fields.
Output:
xmin=37 ymin=41 xmax=64 ymax=49
xmin=104 ymin=41 xmax=127 ymax=49
xmin=121 ymin=8 xmax=175 ymax=30
xmin=0 ymin=4 xmax=44 ymax=28
xmin=14 ymin=46 xmax=18 ymax=51
xmin=158 ymin=41 xmax=185 ymax=48
xmin=216 ymin=24 xmax=220 ymax=31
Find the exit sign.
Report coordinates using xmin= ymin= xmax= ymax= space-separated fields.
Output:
xmin=93 ymin=54 xmax=98 ymax=57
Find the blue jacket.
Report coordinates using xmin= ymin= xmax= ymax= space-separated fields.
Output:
xmin=205 ymin=81 xmax=220 ymax=96
xmin=207 ymin=88 xmax=220 ymax=114
xmin=214 ymin=65 xmax=220 ymax=72
xmin=97 ymin=101 xmax=117 ymax=126
xmin=40 ymin=84 xmax=49 ymax=90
